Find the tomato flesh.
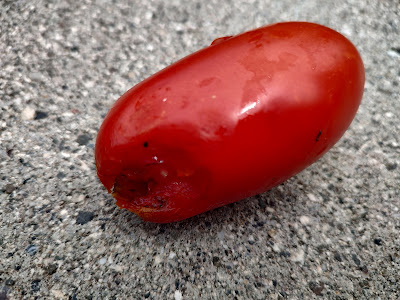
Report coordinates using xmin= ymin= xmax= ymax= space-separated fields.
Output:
xmin=95 ymin=22 xmax=365 ymax=223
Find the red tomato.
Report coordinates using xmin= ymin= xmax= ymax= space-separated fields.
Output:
xmin=95 ymin=22 xmax=364 ymax=223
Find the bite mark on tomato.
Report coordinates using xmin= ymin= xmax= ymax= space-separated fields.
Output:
xmin=109 ymin=151 xmax=211 ymax=219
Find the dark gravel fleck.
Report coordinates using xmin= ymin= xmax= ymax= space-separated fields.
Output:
xmin=57 ymin=172 xmax=66 ymax=179
xmin=279 ymin=250 xmax=291 ymax=258
xmin=5 ymin=279 xmax=15 ymax=286
xmin=34 ymin=111 xmax=48 ymax=120
xmin=22 ymin=177 xmax=32 ymax=184
xmin=385 ymin=162 xmax=397 ymax=171
xmin=258 ymin=197 xmax=267 ymax=209
xmin=360 ymin=279 xmax=370 ymax=288
xmin=360 ymin=265 xmax=369 ymax=274
xmin=76 ymin=134 xmax=91 ymax=146
xmin=308 ymin=281 xmax=325 ymax=296
xmin=279 ymin=290 xmax=287 ymax=298
xmin=352 ymin=254 xmax=361 ymax=266
xmin=76 ymin=211 xmax=95 ymax=225
xmin=3 ymin=184 xmax=16 ymax=194
xmin=257 ymin=221 xmax=264 ymax=227
xmin=6 ymin=149 xmax=13 ymax=157
xmin=334 ymin=252 xmax=342 ymax=262
xmin=391 ymin=47 xmax=400 ymax=54
xmin=45 ymin=264 xmax=58 ymax=275
xmin=25 ymin=245 xmax=37 ymax=256
xmin=317 ymin=244 xmax=328 ymax=254
xmin=0 ymin=289 xmax=7 ymax=300
xmin=31 ymin=279 xmax=40 ymax=292
xmin=373 ymin=238 xmax=383 ymax=245
xmin=212 ymin=256 xmax=220 ymax=265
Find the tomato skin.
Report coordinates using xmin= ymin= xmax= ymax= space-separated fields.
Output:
xmin=95 ymin=22 xmax=364 ymax=223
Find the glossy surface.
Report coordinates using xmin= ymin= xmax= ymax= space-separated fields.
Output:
xmin=95 ymin=22 xmax=365 ymax=223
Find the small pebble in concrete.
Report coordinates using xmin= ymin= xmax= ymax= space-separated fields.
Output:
xmin=31 ymin=280 xmax=40 ymax=292
xmin=76 ymin=134 xmax=91 ymax=146
xmin=21 ymin=107 xmax=36 ymax=120
xmin=3 ymin=184 xmax=16 ymax=194
xmin=34 ymin=111 xmax=48 ymax=120
xmin=309 ymin=281 xmax=325 ymax=296
xmin=25 ymin=245 xmax=37 ymax=256
xmin=76 ymin=211 xmax=94 ymax=225
xmin=174 ymin=290 xmax=182 ymax=300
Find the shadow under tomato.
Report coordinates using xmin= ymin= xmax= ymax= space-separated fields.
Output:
xmin=111 ymin=185 xmax=288 ymax=242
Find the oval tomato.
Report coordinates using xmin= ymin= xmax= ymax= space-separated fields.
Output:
xmin=95 ymin=22 xmax=365 ymax=223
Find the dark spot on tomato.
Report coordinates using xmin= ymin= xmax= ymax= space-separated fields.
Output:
xmin=199 ymin=77 xmax=216 ymax=88
xmin=153 ymin=196 xmax=166 ymax=208
xmin=143 ymin=141 xmax=148 ymax=148
xmin=316 ymin=130 xmax=322 ymax=142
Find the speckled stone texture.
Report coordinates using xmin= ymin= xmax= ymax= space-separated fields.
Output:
xmin=1 ymin=0 xmax=399 ymax=299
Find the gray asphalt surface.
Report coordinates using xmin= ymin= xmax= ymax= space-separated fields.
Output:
xmin=1 ymin=0 xmax=399 ymax=299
